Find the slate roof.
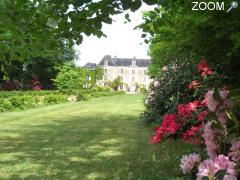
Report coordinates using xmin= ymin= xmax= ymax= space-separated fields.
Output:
xmin=98 ymin=55 xmax=151 ymax=67
xmin=83 ymin=62 xmax=97 ymax=70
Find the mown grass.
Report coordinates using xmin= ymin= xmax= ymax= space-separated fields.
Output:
xmin=0 ymin=94 xmax=195 ymax=179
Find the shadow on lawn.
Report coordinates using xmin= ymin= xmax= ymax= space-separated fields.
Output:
xmin=0 ymin=112 xmax=162 ymax=180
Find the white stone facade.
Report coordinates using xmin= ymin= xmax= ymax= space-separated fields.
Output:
xmin=96 ymin=56 xmax=151 ymax=92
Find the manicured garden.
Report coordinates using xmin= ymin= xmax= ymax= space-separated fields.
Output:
xmin=0 ymin=94 xmax=194 ymax=179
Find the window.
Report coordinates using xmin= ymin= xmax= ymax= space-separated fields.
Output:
xmin=120 ymin=83 xmax=123 ymax=90
xmin=132 ymin=60 xmax=136 ymax=66
xmin=104 ymin=69 xmax=107 ymax=73
xmin=104 ymin=60 xmax=108 ymax=66
xmin=120 ymin=69 xmax=123 ymax=73
xmin=104 ymin=82 xmax=107 ymax=86
xmin=144 ymin=70 xmax=147 ymax=75
xmin=132 ymin=77 xmax=135 ymax=82
xmin=132 ymin=69 xmax=135 ymax=74
xmin=104 ymin=76 xmax=107 ymax=81
xmin=120 ymin=76 xmax=123 ymax=81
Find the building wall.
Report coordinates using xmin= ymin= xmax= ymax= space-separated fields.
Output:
xmin=97 ymin=65 xmax=150 ymax=91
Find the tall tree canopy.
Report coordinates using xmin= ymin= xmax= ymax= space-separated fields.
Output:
xmin=138 ymin=0 xmax=240 ymax=87
xmin=0 ymin=0 xmax=159 ymax=62
xmin=0 ymin=0 xmax=159 ymax=87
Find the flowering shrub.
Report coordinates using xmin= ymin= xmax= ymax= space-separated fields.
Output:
xmin=142 ymin=59 xmax=223 ymax=125
xmin=149 ymin=59 xmax=240 ymax=179
xmin=32 ymin=78 xmax=42 ymax=91
xmin=142 ymin=60 xmax=198 ymax=124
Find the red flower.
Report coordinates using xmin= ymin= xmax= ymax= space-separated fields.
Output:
xmin=150 ymin=114 xmax=180 ymax=144
xmin=198 ymin=110 xmax=208 ymax=121
xmin=182 ymin=125 xmax=203 ymax=144
xmin=197 ymin=59 xmax=212 ymax=77
xmin=187 ymin=100 xmax=199 ymax=112
xmin=188 ymin=80 xmax=200 ymax=90
xmin=200 ymin=98 xmax=207 ymax=107
xmin=150 ymin=134 xmax=162 ymax=144
xmin=178 ymin=104 xmax=191 ymax=117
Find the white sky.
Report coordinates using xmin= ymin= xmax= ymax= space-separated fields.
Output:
xmin=75 ymin=4 xmax=154 ymax=66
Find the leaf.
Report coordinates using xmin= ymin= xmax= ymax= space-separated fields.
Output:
xmin=201 ymin=176 xmax=209 ymax=180
xmin=0 ymin=32 xmax=12 ymax=40
xmin=141 ymin=34 xmax=147 ymax=38
xmin=226 ymin=110 xmax=240 ymax=136
xmin=213 ymin=87 xmax=221 ymax=101
xmin=124 ymin=13 xmax=131 ymax=22
xmin=144 ymin=39 xmax=149 ymax=44
xmin=215 ymin=170 xmax=227 ymax=179
xmin=143 ymin=0 xmax=159 ymax=5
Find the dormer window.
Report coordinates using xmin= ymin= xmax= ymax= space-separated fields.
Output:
xmin=104 ymin=60 xmax=108 ymax=66
xmin=132 ymin=60 xmax=136 ymax=66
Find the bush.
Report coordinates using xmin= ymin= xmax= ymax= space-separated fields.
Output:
xmin=0 ymin=89 xmax=125 ymax=112
xmin=53 ymin=63 xmax=86 ymax=90
xmin=43 ymin=94 xmax=67 ymax=104
xmin=76 ymin=93 xmax=89 ymax=101
xmin=142 ymin=59 xmax=222 ymax=125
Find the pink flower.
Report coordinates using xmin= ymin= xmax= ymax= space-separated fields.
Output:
xmin=202 ymin=122 xmax=217 ymax=159
xmin=197 ymin=155 xmax=236 ymax=179
xmin=197 ymin=159 xmax=217 ymax=179
xmin=198 ymin=110 xmax=208 ymax=121
xmin=180 ymin=153 xmax=201 ymax=174
xmin=216 ymin=111 xmax=227 ymax=124
xmin=229 ymin=140 xmax=240 ymax=162
xmin=223 ymin=175 xmax=237 ymax=180
xmin=214 ymin=155 xmax=236 ymax=176
xmin=205 ymin=90 xmax=219 ymax=112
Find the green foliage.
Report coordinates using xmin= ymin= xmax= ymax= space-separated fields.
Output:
xmin=0 ymin=92 xmax=67 ymax=112
xmin=110 ymin=76 xmax=122 ymax=91
xmin=43 ymin=94 xmax=67 ymax=105
xmin=138 ymin=1 xmax=240 ymax=87
xmin=53 ymin=63 xmax=86 ymax=90
xmin=0 ymin=0 xmax=158 ymax=68
xmin=0 ymin=88 xmax=124 ymax=112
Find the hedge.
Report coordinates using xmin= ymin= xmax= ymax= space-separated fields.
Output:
xmin=0 ymin=89 xmax=125 ymax=112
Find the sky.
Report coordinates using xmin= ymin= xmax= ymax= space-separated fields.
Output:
xmin=75 ymin=4 xmax=154 ymax=66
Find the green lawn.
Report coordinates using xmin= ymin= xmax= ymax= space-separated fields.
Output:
xmin=0 ymin=94 xmax=194 ymax=179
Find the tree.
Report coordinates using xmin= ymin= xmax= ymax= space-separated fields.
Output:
xmin=53 ymin=63 xmax=86 ymax=90
xmin=138 ymin=1 xmax=240 ymax=87
xmin=0 ymin=0 xmax=159 ymax=63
